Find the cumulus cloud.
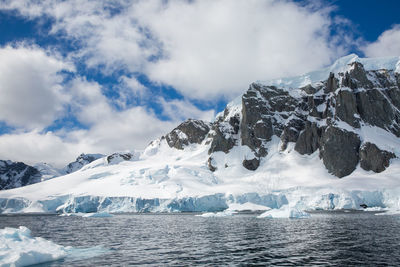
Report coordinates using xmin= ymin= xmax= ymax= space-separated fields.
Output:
xmin=159 ymin=98 xmax=215 ymax=122
xmin=64 ymin=78 xmax=178 ymax=153
xmin=0 ymin=76 xmax=210 ymax=167
xmin=0 ymin=45 xmax=73 ymax=129
xmin=136 ymin=0 xmax=344 ymax=99
xmin=362 ymin=25 xmax=400 ymax=57
xmin=1 ymin=0 xmax=350 ymax=100
xmin=0 ymin=130 xmax=84 ymax=168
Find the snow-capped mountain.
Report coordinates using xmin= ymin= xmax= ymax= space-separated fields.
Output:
xmin=0 ymin=154 xmax=107 ymax=190
xmin=1 ymin=54 xmax=400 ymax=214
xmin=62 ymin=153 xmax=105 ymax=174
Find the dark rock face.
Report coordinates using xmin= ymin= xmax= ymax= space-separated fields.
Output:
xmin=325 ymin=72 xmax=338 ymax=93
xmin=320 ymin=127 xmax=361 ymax=178
xmin=356 ymin=89 xmax=398 ymax=132
xmin=301 ymin=84 xmax=317 ymax=94
xmin=0 ymin=160 xmax=41 ymax=190
xmin=207 ymin=157 xmax=217 ymax=172
xmin=208 ymin=113 xmax=239 ymax=155
xmin=107 ymin=153 xmax=135 ymax=164
xmin=208 ymin=125 xmax=236 ymax=154
xmin=280 ymin=116 xmax=305 ymax=151
xmin=294 ymin=122 xmax=322 ymax=155
xmin=360 ymin=143 xmax=395 ymax=173
xmin=335 ymin=89 xmax=360 ymax=127
xmin=242 ymin=158 xmax=260 ymax=171
xmin=241 ymin=83 xmax=297 ymax=159
xmin=165 ymin=119 xmax=210 ymax=150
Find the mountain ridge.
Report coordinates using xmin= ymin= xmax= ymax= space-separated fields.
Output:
xmin=161 ymin=55 xmax=400 ymax=177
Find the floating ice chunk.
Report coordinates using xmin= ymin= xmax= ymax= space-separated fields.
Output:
xmin=0 ymin=226 xmax=110 ymax=266
xmin=375 ymin=209 xmax=400 ymax=216
xmin=257 ymin=205 xmax=310 ymax=219
xmin=363 ymin=207 xmax=388 ymax=212
xmin=0 ymin=226 xmax=67 ymax=267
xmin=227 ymin=202 xmax=271 ymax=212
xmin=197 ymin=210 xmax=236 ymax=217
xmin=59 ymin=212 xmax=113 ymax=217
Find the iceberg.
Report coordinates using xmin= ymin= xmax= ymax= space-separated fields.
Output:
xmin=197 ymin=210 xmax=236 ymax=217
xmin=59 ymin=212 xmax=113 ymax=217
xmin=257 ymin=205 xmax=310 ymax=219
xmin=0 ymin=226 xmax=67 ymax=267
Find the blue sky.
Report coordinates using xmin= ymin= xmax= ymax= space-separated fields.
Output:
xmin=0 ymin=0 xmax=399 ymax=167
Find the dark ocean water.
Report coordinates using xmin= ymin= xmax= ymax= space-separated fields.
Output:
xmin=1 ymin=212 xmax=400 ymax=266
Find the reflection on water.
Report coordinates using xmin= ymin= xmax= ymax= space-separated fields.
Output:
xmin=1 ymin=212 xmax=399 ymax=266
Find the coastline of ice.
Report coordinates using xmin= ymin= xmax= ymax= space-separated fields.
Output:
xmin=0 ymin=186 xmax=395 ymax=215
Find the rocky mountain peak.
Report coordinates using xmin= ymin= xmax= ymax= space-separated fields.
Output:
xmin=159 ymin=55 xmax=400 ymax=178
xmin=164 ymin=119 xmax=211 ymax=150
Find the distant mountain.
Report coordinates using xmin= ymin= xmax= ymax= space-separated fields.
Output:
xmin=1 ymin=54 xmax=400 ymax=214
xmin=62 ymin=153 xmax=105 ymax=174
xmin=0 ymin=154 xmax=106 ymax=190
xmin=0 ymin=160 xmax=41 ymax=190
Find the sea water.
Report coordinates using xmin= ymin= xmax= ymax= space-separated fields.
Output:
xmin=1 ymin=212 xmax=399 ymax=266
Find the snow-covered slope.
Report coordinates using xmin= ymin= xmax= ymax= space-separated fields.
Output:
xmin=1 ymin=54 xmax=400 ymax=214
xmin=33 ymin=163 xmax=63 ymax=181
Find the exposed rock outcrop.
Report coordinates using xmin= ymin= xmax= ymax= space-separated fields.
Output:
xmin=107 ymin=152 xmax=139 ymax=164
xmin=294 ymin=121 xmax=322 ymax=155
xmin=360 ymin=143 xmax=395 ymax=173
xmin=242 ymin=158 xmax=260 ymax=171
xmin=165 ymin=119 xmax=210 ymax=150
xmin=241 ymin=84 xmax=297 ymax=161
xmin=319 ymin=127 xmax=361 ymax=178
xmin=335 ymin=89 xmax=360 ymax=128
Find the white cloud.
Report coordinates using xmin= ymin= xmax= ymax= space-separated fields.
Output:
xmin=362 ymin=25 xmax=400 ymax=57
xmin=0 ymin=76 xmax=213 ymax=167
xmin=0 ymin=130 xmax=86 ymax=168
xmin=1 ymin=0 xmax=350 ymax=100
xmin=0 ymin=103 xmax=178 ymax=168
xmin=136 ymin=0 xmax=344 ymax=99
xmin=159 ymin=98 xmax=215 ymax=122
xmin=0 ymin=45 xmax=73 ymax=129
